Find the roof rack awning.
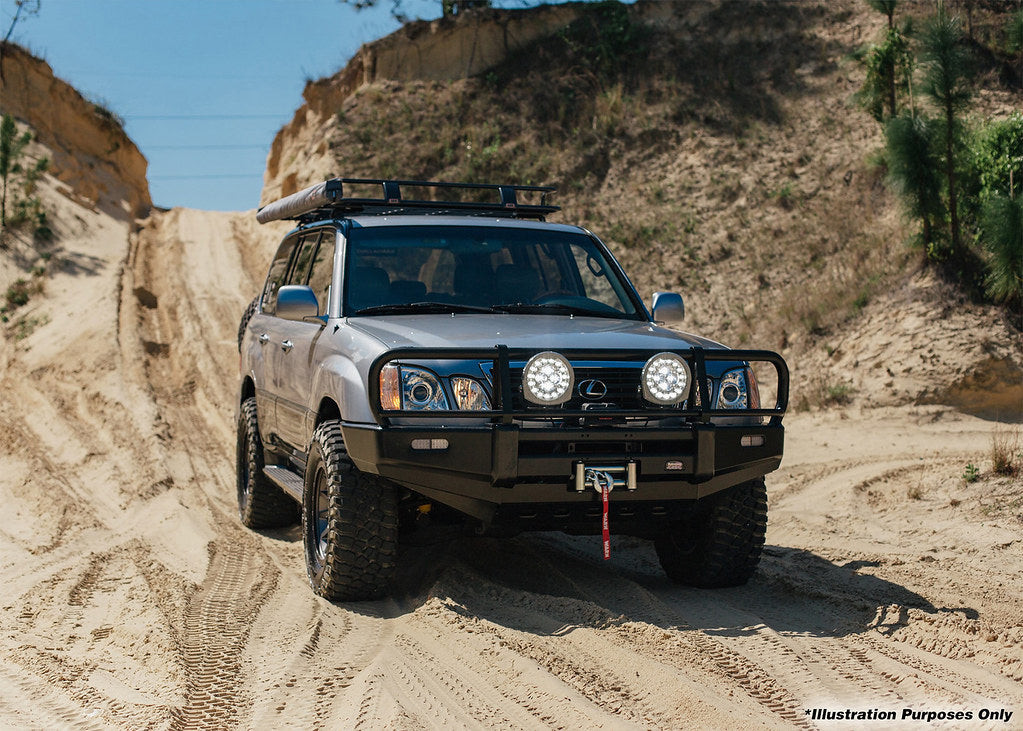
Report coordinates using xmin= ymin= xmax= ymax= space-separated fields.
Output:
xmin=256 ymin=179 xmax=343 ymax=225
xmin=256 ymin=178 xmax=558 ymax=224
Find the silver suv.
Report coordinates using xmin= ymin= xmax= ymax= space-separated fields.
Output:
xmin=237 ymin=178 xmax=788 ymax=601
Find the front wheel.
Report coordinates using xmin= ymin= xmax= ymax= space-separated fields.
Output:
xmin=654 ymin=478 xmax=768 ymax=588
xmin=303 ymin=420 xmax=398 ymax=601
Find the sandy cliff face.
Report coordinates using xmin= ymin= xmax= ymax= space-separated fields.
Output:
xmin=0 ymin=42 xmax=151 ymax=220
xmin=261 ymin=4 xmax=586 ymax=204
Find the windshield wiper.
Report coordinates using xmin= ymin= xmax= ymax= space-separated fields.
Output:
xmin=353 ymin=301 xmax=498 ymax=316
xmin=490 ymin=302 xmax=622 ymax=319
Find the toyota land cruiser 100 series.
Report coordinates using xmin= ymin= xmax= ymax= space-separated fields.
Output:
xmin=237 ymin=178 xmax=789 ymax=601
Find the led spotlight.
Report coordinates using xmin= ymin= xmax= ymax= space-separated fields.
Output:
xmin=522 ymin=351 xmax=574 ymax=405
xmin=641 ymin=352 xmax=691 ymax=405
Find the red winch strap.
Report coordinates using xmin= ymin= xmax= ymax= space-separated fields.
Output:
xmin=602 ymin=482 xmax=610 ymax=560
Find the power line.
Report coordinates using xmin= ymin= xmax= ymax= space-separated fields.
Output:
xmin=70 ymin=71 xmax=297 ymax=81
xmin=150 ymin=174 xmax=265 ymax=180
xmin=146 ymin=146 xmax=272 ymax=152
xmin=127 ymin=114 xmax=287 ymax=120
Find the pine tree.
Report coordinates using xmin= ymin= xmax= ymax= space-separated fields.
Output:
xmin=859 ymin=0 xmax=913 ymax=121
xmin=860 ymin=29 xmax=913 ymax=121
xmin=885 ymin=113 xmax=943 ymax=248
xmin=917 ymin=3 xmax=973 ymax=258
xmin=980 ymin=193 xmax=1023 ymax=305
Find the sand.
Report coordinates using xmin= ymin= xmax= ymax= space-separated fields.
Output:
xmin=0 ymin=198 xmax=1020 ymax=730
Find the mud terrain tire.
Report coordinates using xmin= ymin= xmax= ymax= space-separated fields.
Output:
xmin=237 ymin=397 xmax=300 ymax=528
xmin=237 ymin=296 xmax=259 ymax=351
xmin=654 ymin=478 xmax=767 ymax=588
xmin=303 ymin=420 xmax=398 ymax=601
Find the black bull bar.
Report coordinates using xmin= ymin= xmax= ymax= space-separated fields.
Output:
xmin=367 ymin=345 xmax=788 ymax=424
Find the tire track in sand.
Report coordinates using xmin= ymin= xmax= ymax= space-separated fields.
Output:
xmin=171 ymin=536 xmax=277 ymax=729
xmin=131 ymin=209 xmax=287 ymax=728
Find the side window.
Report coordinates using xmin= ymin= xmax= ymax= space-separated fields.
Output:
xmin=286 ymin=232 xmax=321 ymax=287
xmin=261 ymin=234 xmax=301 ymax=315
xmin=307 ymin=231 xmax=335 ymax=314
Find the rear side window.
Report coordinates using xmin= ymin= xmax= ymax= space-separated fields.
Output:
xmin=286 ymin=232 xmax=321 ymax=287
xmin=306 ymin=231 xmax=335 ymax=314
xmin=261 ymin=234 xmax=300 ymax=315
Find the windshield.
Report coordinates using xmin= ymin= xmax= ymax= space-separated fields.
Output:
xmin=343 ymin=225 xmax=642 ymax=319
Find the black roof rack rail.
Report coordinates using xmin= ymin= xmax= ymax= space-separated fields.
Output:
xmin=256 ymin=177 xmax=559 ymax=225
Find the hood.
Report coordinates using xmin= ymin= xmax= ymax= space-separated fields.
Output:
xmin=346 ymin=314 xmax=726 ymax=353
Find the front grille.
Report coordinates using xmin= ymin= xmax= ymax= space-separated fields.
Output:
xmin=510 ymin=365 xmax=648 ymax=410
xmin=507 ymin=364 xmax=714 ymax=411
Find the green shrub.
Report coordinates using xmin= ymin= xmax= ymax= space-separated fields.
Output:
xmin=969 ymin=112 xmax=1023 ymax=204
xmin=824 ymin=383 xmax=853 ymax=406
xmin=558 ymin=1 xmax=646 ymax=79
xmin=1 ymin=113 xmax=50 ymax=240
xmin=4 ymin=279 xmax=31 ymax=310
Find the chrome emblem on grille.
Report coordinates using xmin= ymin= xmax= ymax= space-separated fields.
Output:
xmin=577 ymin=379 xmax=608 ymax=400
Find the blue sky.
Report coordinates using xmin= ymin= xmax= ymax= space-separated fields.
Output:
xmin=2 ymin=0 xmax=461 ymax=211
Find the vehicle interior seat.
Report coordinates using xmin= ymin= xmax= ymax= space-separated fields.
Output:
xmin=496 ymin=264 xmax=541 ymax=304
xmin=349 ymin=266 xmax=390 ymax=312
xmin=390 ymin=280 xmax=427 ymax=304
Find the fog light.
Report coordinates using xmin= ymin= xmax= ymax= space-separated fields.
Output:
xmin=740 ymin=435 xmax=765 ymax=447
xmin=411 ymin=438 xmax=449 ymax=451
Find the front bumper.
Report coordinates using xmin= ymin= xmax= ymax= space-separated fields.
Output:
xmin=345 ymin=345 xmax=788 ymax=531
xmin=342 ymin=420 xmax=784 ymax=527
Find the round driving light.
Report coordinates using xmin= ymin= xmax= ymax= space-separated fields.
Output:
xmin=522 ymin=351 xmax=574 ymax=405
xmin=641 ymin=352 xmax=691 ymax=405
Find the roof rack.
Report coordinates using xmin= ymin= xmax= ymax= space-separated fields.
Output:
xmin=255 ymin=177 xmax=558 ymax=225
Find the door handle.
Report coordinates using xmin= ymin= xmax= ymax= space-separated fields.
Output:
xmin=281 ymin=340 xmax=294 ymax=352
xmin=258 ymin=333 xmax=270 ymax=344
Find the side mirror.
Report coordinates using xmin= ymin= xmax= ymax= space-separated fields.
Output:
xmin=276 ymin=285 xmax=321 ymax=322
xmin=651 ymin=291 xmax=685 ymax=325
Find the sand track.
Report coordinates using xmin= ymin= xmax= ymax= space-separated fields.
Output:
xmin=1 ymin=207 xmax=1020 ymax=729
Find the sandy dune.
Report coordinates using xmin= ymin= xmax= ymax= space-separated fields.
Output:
xmin=1 ymin=205 xmax=1020 ymax=729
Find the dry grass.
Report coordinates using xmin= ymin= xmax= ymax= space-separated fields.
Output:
xmin=990 ymin=426 xmax=1020 ymax=476
xmin=792 ymin=372 xmax=856 ymax=411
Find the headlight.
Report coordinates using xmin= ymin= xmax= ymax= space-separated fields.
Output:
xmin=451 ymin=376 xmax=491 ymax=410
xmin=641 ymin=352 xmax=691 ymax=405
xmin=716 ymin=367 xmax=760 ymax=409
xmin=522 ymin=351 xmax=574 ymax=405
xmin=379 ymin=364 xmax=449 ymax=411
